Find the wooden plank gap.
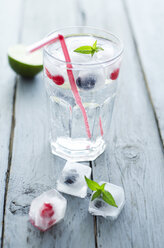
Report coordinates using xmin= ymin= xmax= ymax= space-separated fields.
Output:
xmin=1 ymin=79 xmax=17 ymax=248
xmin=94 ymin=216 xmax=98 ymax=248
xmin=90 ymin=161 xmax=98 ymax=248
xmin=76 ymin=0 xmax=87 ymax=25
xmin=122 ymin=0 xmax=164 ymax=147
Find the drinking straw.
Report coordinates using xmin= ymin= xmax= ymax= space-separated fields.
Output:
xmin=27 ymin=34 xmax=91 ymax=139
xmin=99 ymin=117 xmax=104 ymax=136
xmin=27 ymin=34 xmax=59 ymax=53
xmin=58 ymin=34 xmax=91 ymax=139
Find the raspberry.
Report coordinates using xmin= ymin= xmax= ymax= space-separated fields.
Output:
xmin=45 ymin=68 xmax=64 ymax=85
xmin=52 ymin=75 xmax=65 ymax=85
xmin=40 ymin=203 xmax=54 ymax=218
xmin=110 ymin=68 xmax=120 ymax=80
xmin=29 ymin=218 xmax=44 ymax=231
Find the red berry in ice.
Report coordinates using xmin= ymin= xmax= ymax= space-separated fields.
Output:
xmin=52 ymin=75 xmax=65 ymax=85
xmin=110 ymin=68 xmax=120 ymax=80
xmin=40 ymin=203 xmax=54 ymax=218
xmin=45 ymin=68 xmax=64 ymax=85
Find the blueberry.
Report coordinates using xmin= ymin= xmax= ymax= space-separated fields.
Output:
xmin=76 ymin=74 xmax=96 ymax=90
xmin=94 ymin=199 xmax=105 ymax=209
xmin=64 ymin=170 xmax=79 ymax=185
xmin=64 ymin=175 xmax=77 ymax=184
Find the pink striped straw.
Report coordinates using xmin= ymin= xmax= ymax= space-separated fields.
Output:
xmin=58 ymin=34 xmax=91 ymax=138
xmin=27 ymin=34 xmax=59 ymax=53
xmin=27 ymin=34 xmax=91 ymax=139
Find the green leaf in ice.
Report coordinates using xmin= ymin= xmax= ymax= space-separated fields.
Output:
xmin=102 ymin=190 xmax=118 ymax=208
xmin=74 ymin=40 xmax=104 ymax=57
xmin=91 ymin=190 xmax=101 ymax=201
xmin=84 ymin=176 xmax=100 ymax=191
xmin=85 ymin=177 xmax=118 ymax=208
xmin=100 ymin=183 xmax=106 ymax=191
xmin=74 ymin=46 xmax=93 ymax=54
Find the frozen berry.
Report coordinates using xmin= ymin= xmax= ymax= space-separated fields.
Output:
xmin=76 ymin=74 xmax=96 ymax=90
xmin=64 ymin=175 xmax=77 ymax=184
xmin=52 ymin=75 xmax=64 ymax=85
xmin=45 ymin=68 xmax=64 ymax=85
xmin=29 ymin=218 xmax=44 ymax=231
xmin=94 ymin=200 xmax=105 ymax=209
xmin=110 ymin=68 xmax=120 ymax=80
xmin=40 ymin=203 xmax=54 ymax=218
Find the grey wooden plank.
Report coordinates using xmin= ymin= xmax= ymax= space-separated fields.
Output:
xmin=2 ymin=0 xmax=95 ymax=247
xmin=0 ymin=0 xmax=23 ymax=245
xmin=81 ymin=0 xmax=164 ymax=247
xmin=124 ymin=0 xmax=164 ymax=144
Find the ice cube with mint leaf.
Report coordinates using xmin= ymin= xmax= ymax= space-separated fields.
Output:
xmin=85 ymin=177 xmax=125 ymax=219
xmin=74 ymin=40 xmax=104 ymax=57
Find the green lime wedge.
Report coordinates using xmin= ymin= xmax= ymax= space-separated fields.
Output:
xmin=8 ymin=44 xmax=43 ymax=78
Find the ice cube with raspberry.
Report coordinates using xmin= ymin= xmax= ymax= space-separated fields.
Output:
xmin=29 ymin=189 xmax=67 ymax=231
xmin=57 ymin=161 xmax=91 ymax=198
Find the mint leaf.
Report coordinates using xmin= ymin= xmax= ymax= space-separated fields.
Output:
xmin=85 ymin=176 xmax=101 ymax=191
xmin=102 ymin=190 xmax=118 ymax=208
xmin=74 ymin=46 xmax=92 ymax=54
xmin=74 ymin=40 xmax=104 ymax=56
xmin=100 ymin=183 xmax=106 ymax=191
xmin=92 ymin=40 xmax=97 ymax=50
xmin=85 ymin=177 xmax=118 ymax=208
xmin=95 ymin=46 xmax=104 ymax=52
xmin=91 ymin=190 xmax=101 ymax=201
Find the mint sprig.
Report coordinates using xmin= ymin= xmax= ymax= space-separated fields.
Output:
xmin=85 ymin=177 xmax=118 ymax=208
xmin=74 ymin=40 xmax=104 ymax=57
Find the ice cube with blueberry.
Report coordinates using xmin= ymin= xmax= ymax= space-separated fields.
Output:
xmin=76 ymin=70 xmax=105 ymax=90
xmin=29 ymin=189 xmax=67 ymax=231
xmin=57 ymin=161 xmax=91 ymax=198
xmin=89 ymin=182 xmax=125 ymax=220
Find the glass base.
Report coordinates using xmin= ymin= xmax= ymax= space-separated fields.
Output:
xmin=50 ymin=137 xmax=106 ymax=161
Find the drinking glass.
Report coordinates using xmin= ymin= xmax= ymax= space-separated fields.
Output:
xmin=44 ymin=26 xmax=123 ymax=161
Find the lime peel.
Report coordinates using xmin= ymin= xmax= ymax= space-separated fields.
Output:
xmin=8 ymin=44 xmax=43 ymax=78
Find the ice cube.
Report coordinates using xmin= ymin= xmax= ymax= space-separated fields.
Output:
xmin=44 ymin=57 xmax=68 ymax=81
xmin=70 ymin=51 xmax=93 ymax=64
xmin=75 ymin=69 xmax=105 ymax=90
xmin=94 ymin=43 xmax=114 ymax=62
xmin=29 ymin=189 xmax=67 ymax=231
xmin=89 ymin=182 xmax=125 ymax=220
xmin=57 ymin=161 xmax=91 ymax=198
xmin=66 ymin=37 xmax=95 ymax=52
xmin=67 ymin=37 xmax=96 ymax=64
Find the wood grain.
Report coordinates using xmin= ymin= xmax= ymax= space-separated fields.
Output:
xmin=2 ymin=0 xmax=95 ymax=247
xmin=1 ymin=0 xmax=164 ymax=247
xmin=0 ymin=0 xmax=23 ymax=245
xmin=124 ymin=0 xmax=164 ymax=144
xmin=81 ymin=0 xmax=164 ymax=247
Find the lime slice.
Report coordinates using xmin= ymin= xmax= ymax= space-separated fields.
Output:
xmin=8 ymin=44 xmax=43 ymax=78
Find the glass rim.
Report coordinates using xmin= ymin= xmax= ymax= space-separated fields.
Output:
xmin=44 ymin=26 xmax=124 ymax=67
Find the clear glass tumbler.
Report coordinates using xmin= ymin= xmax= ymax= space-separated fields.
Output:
xmin=43 ymin=27 xmax=123 ymax=161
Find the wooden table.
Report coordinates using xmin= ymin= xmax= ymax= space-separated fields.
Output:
xmin=0 ymin=0 xmax=164 ymax=247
